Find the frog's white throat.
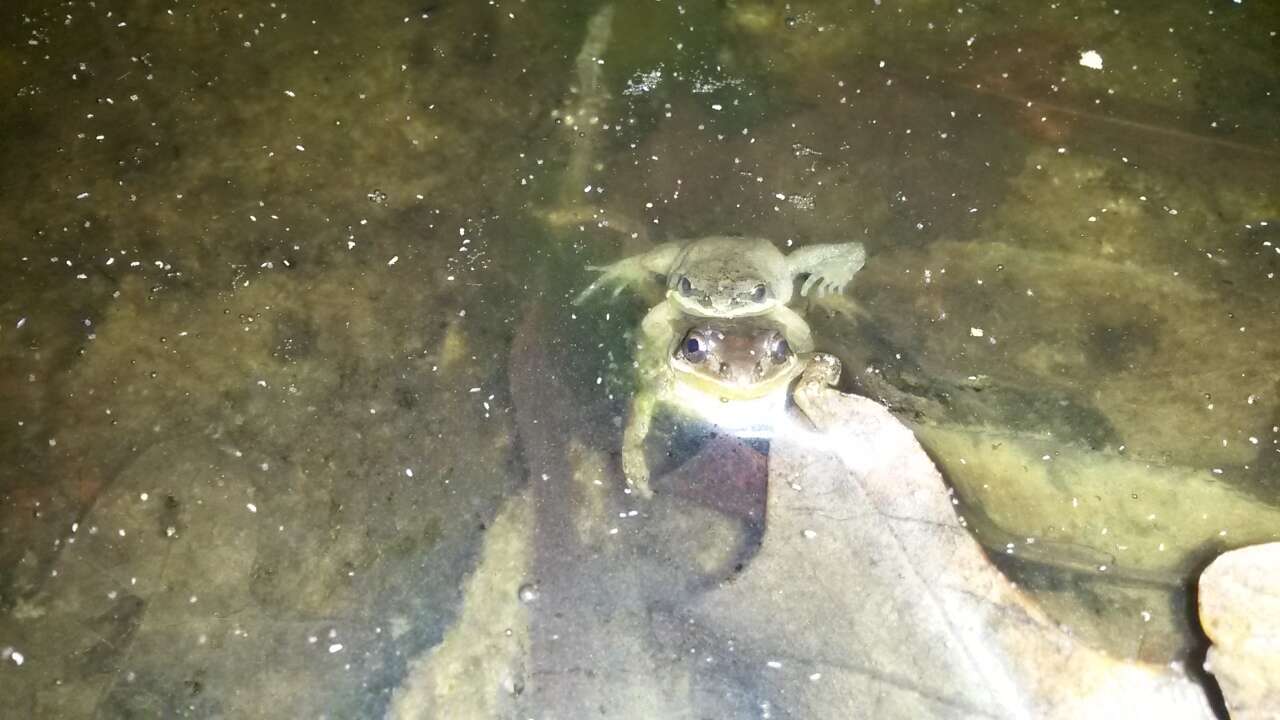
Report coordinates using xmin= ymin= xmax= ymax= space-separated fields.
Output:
xmin=670 ymin=376 xmax=795 ymax=439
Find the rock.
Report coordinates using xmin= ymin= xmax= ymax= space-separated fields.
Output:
xmin=682 ymin=373 xmax=1218 ymax=719
xmin=1199 ymin=542 xmax=1280 ymax=720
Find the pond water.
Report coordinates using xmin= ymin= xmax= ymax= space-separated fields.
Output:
xmin=0 ymin=0 xmax=1276 ymax=717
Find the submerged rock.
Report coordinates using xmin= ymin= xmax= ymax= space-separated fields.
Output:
xmin=681 ymin=369 xmax=1217 ymax=719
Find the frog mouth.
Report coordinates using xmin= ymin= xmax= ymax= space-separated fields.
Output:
xmin=669 ymin=363 xmax=796 ymax=401
xmin=669 ymin=292 xmax=779 ymax=318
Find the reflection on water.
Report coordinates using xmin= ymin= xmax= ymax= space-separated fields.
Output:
xmin=1 ymin=0 xmax=1276 ymax=716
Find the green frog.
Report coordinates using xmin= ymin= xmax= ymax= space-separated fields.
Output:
xmin=576 ymin=235 xmax=866 ymax=353
xmin=623 ymin=312 xmax=840 ymax=497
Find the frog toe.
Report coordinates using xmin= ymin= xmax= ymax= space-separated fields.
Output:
xmin=800 ymin=274 xmax=820 ymax=297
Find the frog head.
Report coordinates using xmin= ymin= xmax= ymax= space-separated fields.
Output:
xmin=668 ymin=320 xmax=803 ymax=401
xmin=667 ymin=260 xmax=786 ymax=318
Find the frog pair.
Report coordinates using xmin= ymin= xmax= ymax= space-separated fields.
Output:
xmin=576 ymin=236 xmax=867 ymax=496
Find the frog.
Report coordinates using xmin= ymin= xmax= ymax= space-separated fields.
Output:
xmin=575 ymin=235 xmax=866 ymax=353
xmin=623 ymin=310 xmax=840 ymax=498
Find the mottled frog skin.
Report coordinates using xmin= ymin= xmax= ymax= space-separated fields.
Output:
xmin=623 ymin=312 xmax=839 ymax=497
xmin=576 ymin=235 xmax=865 ymax=352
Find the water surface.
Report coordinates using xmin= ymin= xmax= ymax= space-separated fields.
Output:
xmin=1 ymin=0 xmax=1277 ymax=716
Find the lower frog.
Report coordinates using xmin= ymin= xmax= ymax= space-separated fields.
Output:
xmin=624 ymin=312 xmax=840 ymax=497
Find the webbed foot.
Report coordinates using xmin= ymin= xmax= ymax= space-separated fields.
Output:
xmin=789 ymin=242 xmax=867 ymax=298
xmin=573 ymin=242 xmax=683 ymax=305
xmin=797 ymin=353 xmax=842 ymax=396
xmin=574 ymin=257 xmax=653 ymax=304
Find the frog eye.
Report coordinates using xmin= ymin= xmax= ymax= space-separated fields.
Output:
xmin=680 ymin=331 xmax=707 ymax=363
xmin=677 ymin=276 xmax=695 ymax=296
xmin=769 ymin=333 xmax=791 ymax=364
xmin=751 ymin=283 xmax=768 ymax=303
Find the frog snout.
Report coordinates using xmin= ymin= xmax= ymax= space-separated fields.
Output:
xmin=709 ymin=295 xmax=737 ymax=312
xmin=718 ymin=360 xmax=768 ymax=384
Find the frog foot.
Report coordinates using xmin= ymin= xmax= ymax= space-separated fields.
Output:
xmin=622 ymin=445 xmax=655 ymax=499
xmin=575 ymin=260 xmax=648 ymax=304
xmin=791 ymin=242 xmax=867 ymax=298
xmin=798 ymin=353 xmax=842 ymax=393
xmin=799 ymin=268 xmax=856 ymax=297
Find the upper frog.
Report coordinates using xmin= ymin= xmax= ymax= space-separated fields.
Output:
xmin=576 ymin=235 xmax=866 ymax=319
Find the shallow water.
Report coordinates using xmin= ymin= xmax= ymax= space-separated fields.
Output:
xmin=1 ymin=0 xmax=1276 ymax=717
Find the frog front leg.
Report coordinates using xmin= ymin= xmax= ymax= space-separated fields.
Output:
xmin=787 ymin=242 xmax=867 ymax=297
xmin=768 ymin=304 xmax=815 ymax=354
xmin=574 ymin=242 xmax=684 ymax=304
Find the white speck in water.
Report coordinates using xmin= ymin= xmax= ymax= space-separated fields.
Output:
xmin=405 ymin=468 xmax=414 ymax=477
xmin=802 ymin=529 xmax=817 ymax=539
xmin=1078 ymin=50 xmax=1104 ymax=70
xmin=247 ymin=503 xmax=257 ymax=513
xmin=1141 ymin=611 xmax=1152 ymax=622
xmin=328 ymin=643 xmax=343 ymax=653
xmin=969 ymin=327 xmax=984 ymax=338
xmin=809 ymin=672 xmax=821 ymax=682
xmin=295 ymin=144 xmax=305 ymax=152
xmin=766 ymin=660 xmax=782 ymax=669
xmin=284 ymin=90 xmax=296 ymax=97
xmin=139 ymin=492 xmax=148 ymax=501
xmin=387 ymin=255 xmax=399 ymax=266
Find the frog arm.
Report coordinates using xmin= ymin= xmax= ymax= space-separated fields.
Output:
xmin=573 ymin=242 xmax=685 ymax=304
xmin=638 ymin=300 xmax=681 ymax=347
xmin=622 ymin=388 xmax=658 ymax=499
xmin=769 ymin=305 xmax=815 ymax=353
xmin=786 ymin=242 xmax=867 ymax=298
